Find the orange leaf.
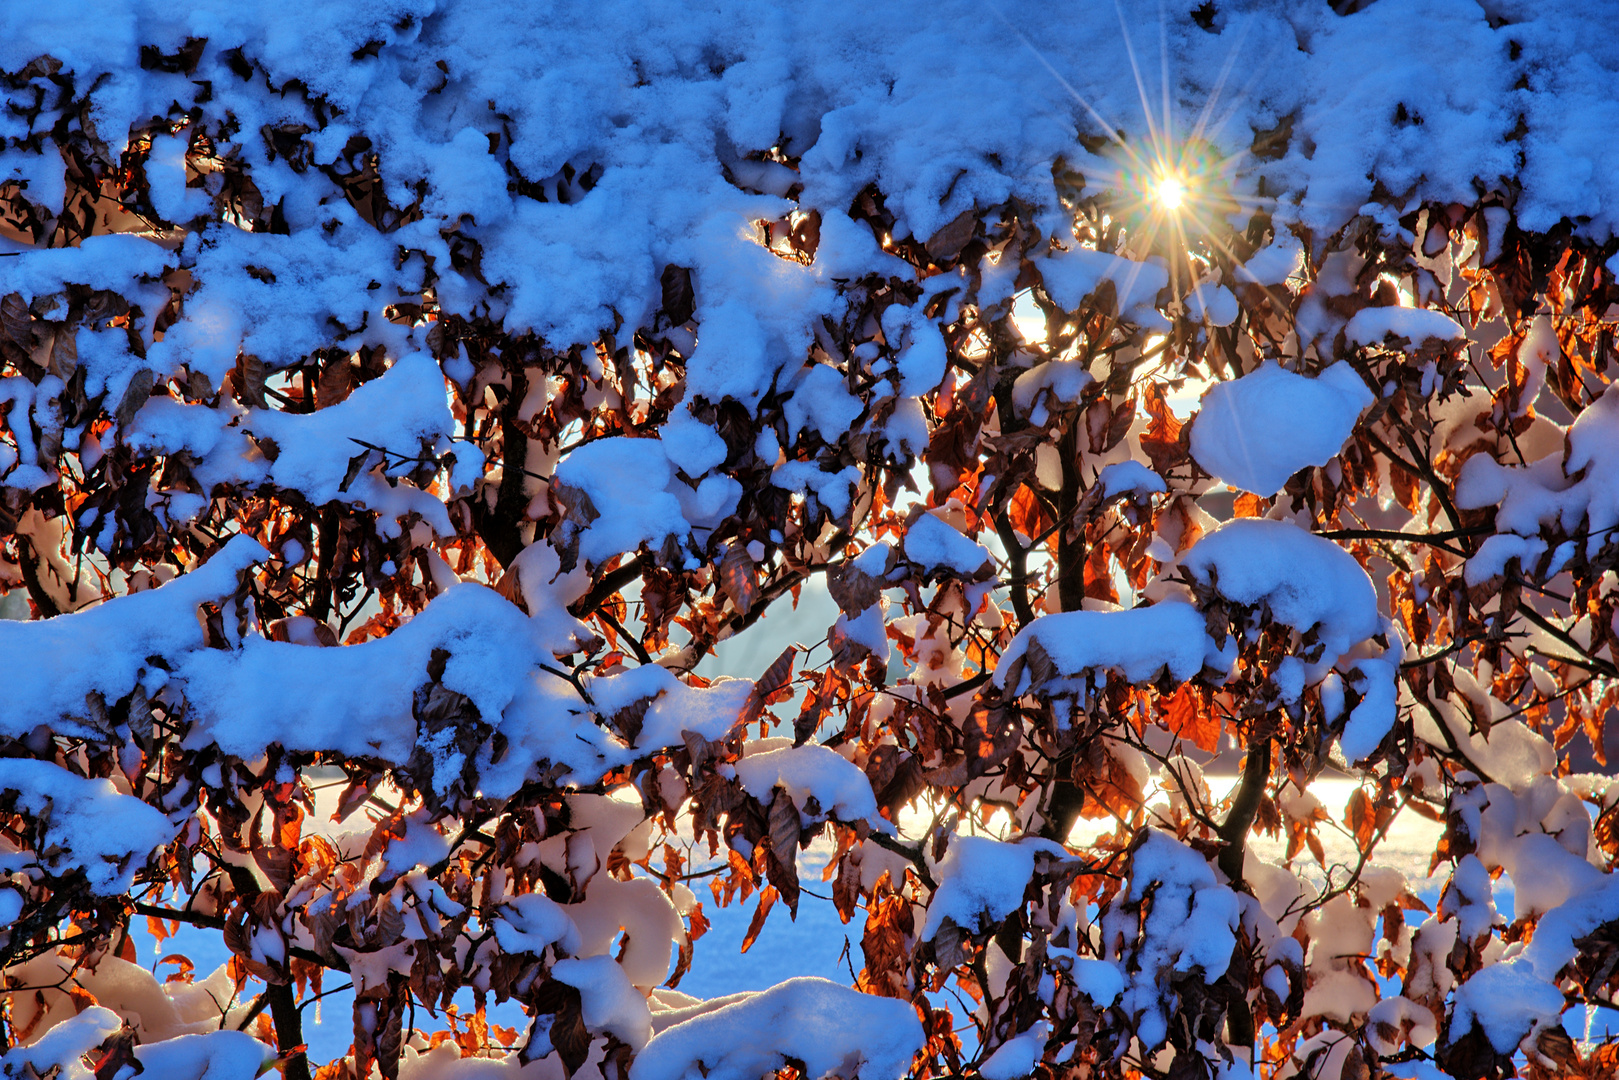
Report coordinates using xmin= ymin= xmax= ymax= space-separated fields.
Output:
xmin=741 ymin=885 xmax=778 ymax=954
xmin=1233 ymin=492 xmax=1268 ymax=518
xmin=1163 ymin=684 xmax=1220 ymax=754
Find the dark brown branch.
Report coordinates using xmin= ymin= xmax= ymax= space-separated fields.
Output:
xmin=1216 ymin=723 xmax=1271 ymax=886
xmin=569 ymin=553 xmax=648 ymax=618
xmin=268 ymin=981 xmax=312 ymax=1080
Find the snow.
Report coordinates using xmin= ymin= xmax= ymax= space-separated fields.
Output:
xmin=552 ymin=437 xmax=691 ymax=567
xmin=1456 ymin=379 xmax=1619 ymax=565
xmin=1449 ymin=960 xmax=1566 ymax=1055
xmin=134 ymin=1030 xmax=274 ymax=1080
xmin=1104 ymin=830 xmax=1239 ymax=1051
xmin=771 ymin=461 xmax=863 ymax=519
xmin=0 ymin=533 xmax=267 ymax=740
xmin=1067 ymin=959 xmax=1124 ymax=1008
xmin=129 ymin=352 xmax=456 ymax=538
xmin=6 ymin=0 xmax=1619 ymax=1072
xmin=1096 ymin=460 xmax=1166 ymax=499
xmin=734 ymin=744 xmax=880 ymax=826
xmin=1343 ymin=306 xmax=1466 ymax=349
xmin=996 ymin=600 xmax=1210 ymax=695
xmin=1182 ymin=284 xmax=1237 ymax=327
xmin=0 ymin=758 xmax=177 ymax=895
xmin=0 ymin=234 xmax=169 ymax=303
xmin=631 ymin=977 xmax=923 ymax=1080
xmin=978 ymin=1021 xmax=1048 ymax=1080
xmin=902 ymin=512 xmax=992 ymax=577
xmin=1189 ymin=362 xmax=1373 ymax=497
xmin=920 ymin=835 xmax=1062 ymax=940
xmin=1036 ymin=247 xmax=1169 ymax=331
xmin=0 ymin=1007 xmax=124 ymax=1080
xmin=1011 ymin=361 xmax=1093 ymax=426
xmin=1181 ymin=518 xmax=1381 ymax=678
xmin=552 ymin=956 xmax=655 ymax=1051
xmin=1233 ymin=235 xmax=1301 ymax=286
xmin=1339 ymin=657 xmax=1397 ymax=762
xmin=493 ymin=892 xmax=584 ymax=958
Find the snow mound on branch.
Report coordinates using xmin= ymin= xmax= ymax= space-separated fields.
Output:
xmin=0 ymin=533 xmax=266 ymax=739
xmin=771 ymin=461 xmax=864 ymax=519
xmin=1104 ymin=830 xmax=1239 ymax=1052
xmin=1344 ymin=306 xmax=1465 ymax=349
xmin=133 ymin=1030 xmax=272 ymax=1079
xmin=979 ymin=1020 xmax=1049 ymax=1080
xmin=128 ymin=352 xmax=456 ymax=537
xmin=553 ymin=955 xmax=655 ymax=1051
xmin=589 ymin=664 xmax=755 ymax=756
xmin=920 ymin=834 xmax=1064 ymax=940
xmin=152 ymin=208 xmax=425 ymax=381
xmin=1189 ymin=362 xmax=1372 ymax=496
xmin=553 ymin=437 xmax=692 ymax=567
xmin=1450 ymin=960 xmax=1566 ymax=1055
xmin=1456 ymin=379 xmax=1619 ymax=570
xmin=182 ymin=582 xmax=750 ymax=795
xmin=1233 ymin=235 xmax=1302 ymax=286
xmin=0 ymin=234 xmax=169 ymax=302
xmin=0 ymin=758 xmax=177 ymax=895
xmin=1011 ymin=360 xmax=1093 ymax=426
xmin=0 ymin=1007 xmax=124 ymax=1080
xmin=734 ymin=744 xmax=879 ymax=825
xmin=994 ymin=601 xmax=1210 ymax=695
xmin=1338 ymin=657 xmax=1397 ymax=762
xmin=902 ymin=512 xmax=992 ymax=576
xmin=1097 ymin=460 xmax=1166 ymax=498
xmin=492 ymin=892 xmax=582 ymax=957
xmin=1182 ymin=519 xmax=1380 ymax=677
xmin=631 ymin=977 xmax=924 ymax=1080
xmin=1 ymin=535 xmax=740 ymax=798
xmin=1036 ymin=248 xmax=1169 ymax=331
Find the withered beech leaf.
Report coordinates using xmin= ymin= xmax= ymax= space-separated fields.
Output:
xmin=740 ymin=884 xmax=778 ymax=954
xmin=719 ymin=542 xmax=758 ymax=616
xmin=660 ymin=264 xmax=694 ymax=326
xmin=318 ymin=357 xmax=355 ymax=409
xmin=234 ymin=351 xmax=267 ymax=409
xmin=0 ymin=293 xmax=29 ymax=346
xmin=926 ymin=206 xmax=978 ymax=263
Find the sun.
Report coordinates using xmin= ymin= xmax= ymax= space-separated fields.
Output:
xmin=1155 ymin=174 xmax=1186 ymax=211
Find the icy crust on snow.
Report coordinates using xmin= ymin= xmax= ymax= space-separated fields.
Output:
xmin=0 ymin=758 xmax=177 ymax=895
xmin=630 ymin=976 xmax=924 ymax=1080
xmin=1456 ymin=379 xmax=1619 ymax=577
xmin=994 ymin=601 xmax=1210 ymax=695
xmin=919 ymin=834 xmax=1065 ymax=940
xmin=128 ymin=352 xmax=456 ymax=536
xmin=1103 ymin=830 xmax=1239 ymax=1052
xmin=1181 ymin=519 xmax=1381 ymax=678
xmin=1189 ymin=362 xmax=1372 ymax=497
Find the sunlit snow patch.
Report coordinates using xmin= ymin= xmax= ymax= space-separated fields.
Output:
xmin=1189 ymin=361 xmax=1372 ymax=496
